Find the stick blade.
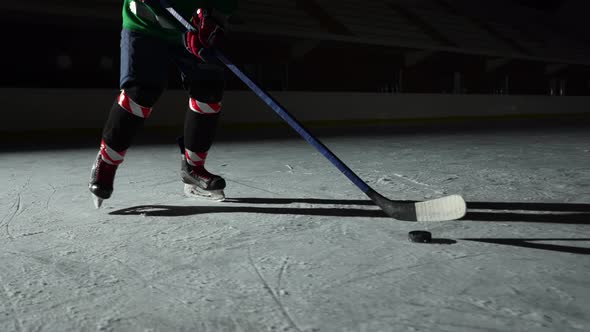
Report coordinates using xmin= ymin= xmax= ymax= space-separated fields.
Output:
xmin=415 ymin=194 xmax=466 ymax=222
xmin=368 ymin=190 xmax=466 ymax=222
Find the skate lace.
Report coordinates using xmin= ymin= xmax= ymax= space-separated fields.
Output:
xmin=190 ymin=165 xmax=214 ymax=181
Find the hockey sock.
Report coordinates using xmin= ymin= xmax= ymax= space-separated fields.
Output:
xmin=184 ymin=98 xmax=221 ymax=155
xmin=101 ymin=90 xmax=154 ymax=153
xmin=184 ymin=149 xmax=208 ymax=167
xmin=99 ymin=139 xmax=127 ymax=165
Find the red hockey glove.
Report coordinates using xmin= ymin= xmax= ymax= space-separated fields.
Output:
xmin=183 ymin=8 xmax=226 ymax=61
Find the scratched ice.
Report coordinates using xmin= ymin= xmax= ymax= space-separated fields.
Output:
xmin=1 ymin=127 xmax=589 ymax=331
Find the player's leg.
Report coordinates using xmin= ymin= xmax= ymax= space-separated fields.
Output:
xmin=175 ymin=54 xmax=227 ymax=200
xmin=89 ymin=29 xmax=169 ymax=207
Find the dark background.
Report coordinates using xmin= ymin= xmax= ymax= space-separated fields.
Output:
xmin=1 ymin=0 xmax=589 ymax=95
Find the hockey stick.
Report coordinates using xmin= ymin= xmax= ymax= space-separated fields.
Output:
xmin=148 ymin=0 xmax=466 ymax=221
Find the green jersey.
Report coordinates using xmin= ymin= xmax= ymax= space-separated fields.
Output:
xmin=122 ymin=0 xmax=238 ymax=43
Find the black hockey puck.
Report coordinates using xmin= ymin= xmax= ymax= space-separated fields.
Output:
xmin=408 ymin=231 xmax=432 ymax=243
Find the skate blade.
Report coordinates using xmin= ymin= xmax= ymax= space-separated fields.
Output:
xmin=184 ymin=184 xmax=225 ymax=201
xmin=92 ymin=194 xmax=104 ymax=209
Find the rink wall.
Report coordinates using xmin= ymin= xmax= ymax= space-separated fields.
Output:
xmin=1 ymin=88 xmax=589 ymax=134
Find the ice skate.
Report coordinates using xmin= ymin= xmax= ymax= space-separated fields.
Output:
xmin=180 ymin=155 xmax=226 ymax=201
xmin=89 ymin=152 xmax=119 ymax=208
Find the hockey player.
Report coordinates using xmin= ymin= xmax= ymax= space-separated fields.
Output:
xmin=89 ymin=0 xmax=238 ymax=208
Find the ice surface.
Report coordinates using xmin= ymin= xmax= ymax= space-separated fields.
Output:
xmin=1 ymin=128 xmax=589 ymax=331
